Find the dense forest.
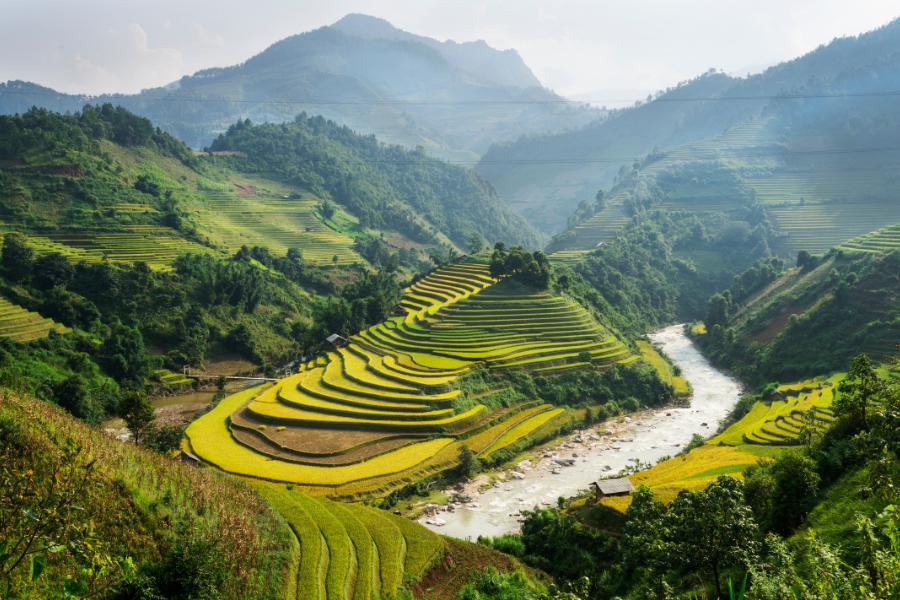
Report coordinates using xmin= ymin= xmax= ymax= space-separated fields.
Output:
xmin=208 ymin=115 xmax=543 ymax=249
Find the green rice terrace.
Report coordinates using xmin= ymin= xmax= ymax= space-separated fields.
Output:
xmin=188 ymin=192 xmax=360 ymax=265
xmin=186 ymin=260 xmax=634 ymax=499
xmin=551 ymin=116 xmax=900 ymax=256
xmin=0 ymin=190 xmax=360 ymax=271
xmin=0 ymin=226 xmax=213 ymax=272
xmin=0 ymin=296 xmax=67 ymax=341
xmin=840 ymin=222 xmax=900 ymax=254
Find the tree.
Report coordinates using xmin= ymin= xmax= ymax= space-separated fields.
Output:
xmin=117 ymin=391 xmax=155 ymax=443
xmin=467 ymin=232 xmax=486 ymax=255
xmin=319 ymin=199 xmax=336 ymax=220
xmin=102 ymin=319 xmax=152 ymax=385
xmin=595 ymin=188 xmax=607 ymax=211
xmin=52 ymin=374 xmax=102 ymax=424
xmin=0 ymin=428 xmax=127 ymax=595
xmin=32 ymin=253 xmax=75 ymax=290
xmin=704 ymin=292 xmax=731 ymax=330
xmin=835 ymin=353 xmax=881 ymax=431
xmin=669 ymin=475 xmax=759 ymax=598
xmin=621 ymin=485 xmax=674 ymax=595
xmin=141 ymin=424 xmax=185 ymax=454
xmin=458 ymin=445 xmax=481 ymax=478
xmin=1 ymin=233 xmax=33 ymax=283
xmin=769 ymin=451 xmax=820 ymax=534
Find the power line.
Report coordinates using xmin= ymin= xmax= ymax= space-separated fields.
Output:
xmin=2 ymin=89 xmax=900 ymax=106
xmin=202 ymin=146 xmax=900 ymax=167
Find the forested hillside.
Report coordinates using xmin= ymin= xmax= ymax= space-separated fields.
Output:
xmin=0 ymin=104 xmax=491 ymax=424
xmin=695 ymin=248 xmax=900 ymax=385
xmin=480 ymin=16 xmax=900 ymax=234
xmin=207 ymin=115 xmax=543 ymax=249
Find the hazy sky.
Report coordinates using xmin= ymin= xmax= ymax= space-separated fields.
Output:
xmin=2 ymin=0 xmax=898 ymax=98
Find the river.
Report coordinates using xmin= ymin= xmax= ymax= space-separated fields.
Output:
xmin=421 ymin=324 xmax=743 ymax=539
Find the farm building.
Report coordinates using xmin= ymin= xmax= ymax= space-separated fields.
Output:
xmin=177 ymin=451 xmax=201 ymax=466
xmin=590 ymin=477 xmax=634 ymax=499
xmin=326 ymin=333 xmax=348 ymax=348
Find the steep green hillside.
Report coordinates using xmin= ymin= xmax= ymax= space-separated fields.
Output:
xmin=694 ymin=249 xmax=900 ymax=384
xmin=0 ymin=20 xmax=597 ymax=158
xmin=482 ymin=16 xmax=900 ymax=234
xmin=0 ymin=390 xmax=296 ymax=598
xmin=207 ymin=115 xmax=544 ymax=249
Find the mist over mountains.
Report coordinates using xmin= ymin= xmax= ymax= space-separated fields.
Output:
xmin=0 ymin=14 xmax=598 ymax=160
xmin=478 ymin=15 xmax=900 ymax=232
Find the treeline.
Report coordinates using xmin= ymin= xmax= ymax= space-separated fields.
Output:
xmin=0 ymin=104 xmax=196 ymax=165
xmin=206 ymin=115 xmax=544 ymax=249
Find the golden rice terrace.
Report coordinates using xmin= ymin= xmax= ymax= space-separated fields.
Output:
xmin=186 ymin=260 xmax=635 ymax=497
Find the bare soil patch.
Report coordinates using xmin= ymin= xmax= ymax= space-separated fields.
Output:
xmin=745 ymin=305 xmax=805 ymax=345
xmin=194 ymin=354 xmax=259 ymax=376
xmin=231 ymin=406 xmax=422 ymax=454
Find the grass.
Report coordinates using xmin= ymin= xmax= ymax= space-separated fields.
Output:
xmin=0 ymin=391 xmax=295 ymax=598
xmin=636 ymin=340 xmax=689 ymax=395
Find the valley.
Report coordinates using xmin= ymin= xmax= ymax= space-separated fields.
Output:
xmin=2 ymin=7 xmax=900 ymax=600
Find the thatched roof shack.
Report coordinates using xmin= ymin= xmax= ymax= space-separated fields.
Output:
xmin=590 ymin=477 xmax=635 ymax=498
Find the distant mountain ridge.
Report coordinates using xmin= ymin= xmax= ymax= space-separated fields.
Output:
xmin=330 ymin=13 xmax=543 ymax=89
xmin=0 ymin=16 xmax=598 ymax=159
xmin=478 ymin=15 xmax=900 ymax=234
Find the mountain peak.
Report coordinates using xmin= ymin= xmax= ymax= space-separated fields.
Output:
xmin=330 ymin=13 xmax=542 ymax=89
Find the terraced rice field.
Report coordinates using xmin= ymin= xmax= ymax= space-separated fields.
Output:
xmin=743 ymin=169 xmax=892 ymax=206
xmin=1 ymin=227 xmax=212 ymax=271
xmin=154 ymin=368 xmax=193 ymax=387
xmin=189 ymin=193 xmax=359 ymax=265
xmin=714 ymin=375 xmax=840 ymax=447
xmin=599 ymin=373 xmax=844 ymax=513
xmin=840 ymin=223 xmax=900 ymax=254
xmin=555 ymin=119 xmax=778 ymax=251
xmin=256 ymin=485 xmax=444 ymax=600
xmin=552 ymin=116 xmax=900 ymax=254
xmin=0 ymin=297 xmax=67 ymax=342
xmin=187 ymin=261 xmax=638 ymax=497
xmin=768 ymin=202 xmax=900 ymax=254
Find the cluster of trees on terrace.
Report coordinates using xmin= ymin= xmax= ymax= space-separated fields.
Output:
xmin=488 ymin=241 xmax=553 ymax=289
xmin=206 ymin=115 xmax=543 ymax=249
